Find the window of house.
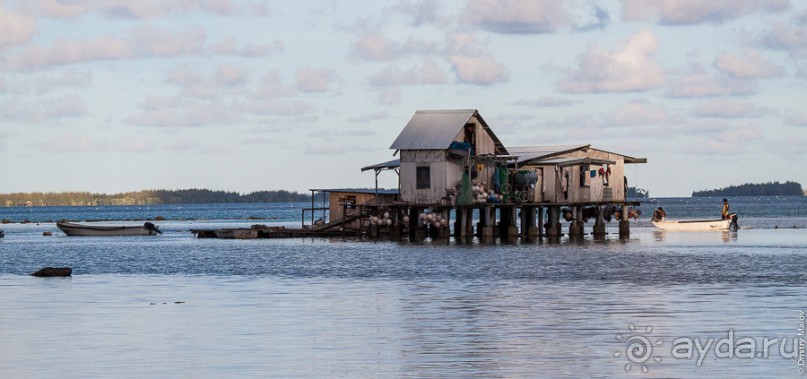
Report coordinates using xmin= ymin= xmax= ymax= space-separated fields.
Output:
xmin=416 ymin=166 xmax=431 ymax=189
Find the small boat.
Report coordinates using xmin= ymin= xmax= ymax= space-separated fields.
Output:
xmin=57 ymin=221 xmax=162 ymax=236
xmin=652 ymin=213 xmax=739 ymax=231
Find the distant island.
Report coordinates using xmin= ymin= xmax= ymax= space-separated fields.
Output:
xmin=692 ymin=181 xmax=804 ymax=197
xmin=1 ymin=189 xmax=311 ymax=207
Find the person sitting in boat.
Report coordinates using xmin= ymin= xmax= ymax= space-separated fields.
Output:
xmin=652 ymin=207 xmax=666 ymax=221
xmin=721 ymin=199 xmax=730 ymax=220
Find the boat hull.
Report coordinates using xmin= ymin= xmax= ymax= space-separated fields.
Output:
xmin=57 ymin=222 xmax=161 ymax=236
xmin=651 ymin=218 xmax=732 ymax=231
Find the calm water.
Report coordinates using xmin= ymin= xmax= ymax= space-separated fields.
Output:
xmin=1 ymin=197 xmax=806 ymax=378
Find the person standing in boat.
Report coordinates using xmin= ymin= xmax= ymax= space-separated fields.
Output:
xmin=721 ymin=198 xmax=730 ymax=219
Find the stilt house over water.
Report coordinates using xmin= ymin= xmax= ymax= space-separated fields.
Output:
xmin=387 ymin=109 xmax=646 ymax=207
xmin=390 ymin=109 xmax=508 ymax=204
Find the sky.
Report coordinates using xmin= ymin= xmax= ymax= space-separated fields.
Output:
xmin=1 ymin=0 xmax=806 ymax=197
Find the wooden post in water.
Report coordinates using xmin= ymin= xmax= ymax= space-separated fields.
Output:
xmin=619 ymin=204 xmax=630 ymax=238
xmin=593 ymin=206 xmax=606 ymax=239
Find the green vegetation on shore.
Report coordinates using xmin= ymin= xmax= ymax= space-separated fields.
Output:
xmin=692 ymin=181 xmax=803 ymax=197
xmin=1 ymin=189 xmax=311 ymax=207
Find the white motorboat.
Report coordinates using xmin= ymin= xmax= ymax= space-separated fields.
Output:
xmin=652 ymin=213 xmax=739 ymax=231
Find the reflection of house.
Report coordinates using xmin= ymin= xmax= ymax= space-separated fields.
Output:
xmin=389 ymin=109 xmax=508 ymax=205
xmin=508 ymin=145 xmax=647 ymax=203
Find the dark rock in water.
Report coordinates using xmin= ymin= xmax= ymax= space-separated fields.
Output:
xmin=31 ymin=267 xmax=73 ymax=277
xmin=42 ymin=231 xmax=53 ymax=236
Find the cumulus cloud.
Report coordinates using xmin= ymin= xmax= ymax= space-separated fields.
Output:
xmin=713 ymin=51 xmax=783 ymax=79
xmin=557 ymin=29 xmax=665 ymax=93
xmin=352 ymin=32 xmax=398 ymax=61
xmin=126 ymin=101 xmax=240 ymax=127
xmin=755 ymin=20 xmax=807 ymax=58
xmin=3 ymin=26 xmax=274 ymax=71
xmin=666 ymin=65 xmax=758 ymax=98
xmin=0 ymin=96 xmax=88 ymax=122
xmin=36 ymin=69 xmax=93 ymax=93
xmin=387 ymin=0 xmax=444 ymax=26
xmin=208 ymin=38 xmax=284 ymax=57
xmin=513 ymin=96 xmax=579 ymax=108
xmin=376 ymin=89 xmax=402 ymax=105
xmin=5 ymin=26 xmax=207 ymax=70
xmin=15 ymin=0 xmax=255 ymax=20
xmin=450 ymin=55 xmax=509 ymax=85
xmin=371 ymin=60 xmax=448 ymax=86
xmin=603 ymin=101 xmax=684 ymax=126
xmin=677 ymin=120 xmax=763 ymax=155
xmin=295 ymin=67 xmax=336 ymax=93
xmin=691 ymin=100 xmax=768 ymax=118
xmin=0 ymin=5 xmax=36 ymax=47
xmin=784 ymin=111 xmax=807 ymax=127
xmin=621 ymin=0 xmax=790 ymax=25
xmin=463 ymin=0 xmax=571 ymax=34
xmin=213 ymin=64 xmax=248 ymax=87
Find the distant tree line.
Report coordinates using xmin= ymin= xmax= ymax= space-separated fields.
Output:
xmin=692 ymin=181 xmax=804 ymax=197
xmin=626 ymin=187 xmax=650 ymax=198
xmin=1 ymin=189 xmax=311 ymax=207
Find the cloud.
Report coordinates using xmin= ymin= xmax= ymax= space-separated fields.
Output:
xmin=463 ymin=0 xmax=571 ymax=34
xmin=450 ymin=55 xmax=509 ymax=85
xmin=113 ymin=138 xmax=157 ymax=153
xmin=784 ymin=111 xmax=807 ymax=127
xmin=212 ymin=64 xmax=248 ymax=87
xmin=387 ymin=0 xmax=444 ymax=26
xmin=0 ymin=5 xmax=37 ymax=47
xmin=36 ymin=69 xmax=93 ymax=93
xmin=676 ymin=120 xmax=763 ymax=155
xmin=665 ymin=64 xmax=758 ymax=98
xmin=346 ymin=111 xmax=392 ymax=124
xmin=557 ymin=29 xmax=665 ymax=93
xmin=376 ymin=89 xmax=402 ymax=105
xmin=295 ymin=67 xmax=336 ymax=93
xmin=0 ymin=96 xmax=88 ymax=122
xmin=3 ymin=26 xmax=275 ymax=71
xmin=39 ymin=134 xmax=102 ymax=153
xmin=352 ymin=32 xmax=398 ymax=61
xmin=126 ymin=96 xmax=241 ymax=127
xmin=15 ymin=0 xmax=255 ymax=20
xmin=755 ymin=20 xmax=807 ymax=58
xmin=207 ymin=38 xmax=285 ymax=57
xmin=713 ymin=51 xmax=783 ymax=79
xmin=603 ymin=101 xmax=684 ymax=126
xmin=5 ymin=26 xmax=207 ymax=70
xmin=304 ymin=143 xmax=367 ymax=155
xmin=513 ymin=96 xmax=579 ymax=108
xmin=691 ymin=100 xmax=769 ymax=118
xmin=620 ymin=0 xmax=790 ymax=25
xmin=371 ymin=60 xmax=448 ymax=86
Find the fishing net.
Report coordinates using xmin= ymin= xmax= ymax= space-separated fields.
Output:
xmin=457 ymin=172 xmax=474 ymax=205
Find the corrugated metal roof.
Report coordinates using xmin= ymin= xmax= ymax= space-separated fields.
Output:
xmin=390 ymin=109 xmax=476 ymax=150
xmin=508 ymin=145 xmax=589 ymax=162
xmin=309 ymin=188 xmax=399 ymax=195
xmin=361 ymin=159 xmax=400 ymax=172
xmin=389 ymin=109 xmax=507 ymax=154
xmin=534 ymin=157 xmax=616 ymax=167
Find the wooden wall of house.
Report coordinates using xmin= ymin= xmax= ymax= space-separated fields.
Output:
xmin=522 ymin=151 xmax=629 ymax=204
xmin=452 ymin=115 xmax=498 ymax=156
xmin=400 ymin=150 xmax=465 ymax=204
